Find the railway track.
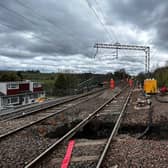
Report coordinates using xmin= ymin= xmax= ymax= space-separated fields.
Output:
xmin=0 ymin=88 xmax=104 ymax=121
xmin=0 ymin=88 xmax=105 ymax=138
xmin=0 ymin=87 xmax=120 ymax=168
xmin=24 ymin=86 xmax=132 ymax=168
xmin=0 ymin=97 xmax=72 ymax=121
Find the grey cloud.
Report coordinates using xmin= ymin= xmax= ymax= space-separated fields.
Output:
xmin=0 ymin=0 xmax=106 ymax=57
xmin=107 ymin=0 xmax=168 ymax=50
xmin=0 ymin=48 xmax=37 ymax=59
xmin=106 ymin=0 xmax=164 ymax=29
xmin=0 ymin=0 xmax=167 ymax=74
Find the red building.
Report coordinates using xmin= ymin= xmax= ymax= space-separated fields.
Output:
xmin=0 ymin=81 xmax=45 ymax=109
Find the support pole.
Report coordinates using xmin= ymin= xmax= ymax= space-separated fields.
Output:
xmin=145 ymin=50 xmax=148 ymax=73
xmin=148 ymin=47 xmax=150 ymax=73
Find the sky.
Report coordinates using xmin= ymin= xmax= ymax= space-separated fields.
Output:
xmin=0 ymin=0 xmax=168 ymax=75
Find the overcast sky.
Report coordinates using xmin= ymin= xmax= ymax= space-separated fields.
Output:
xmin=0 ymin=0 xmax=167 ymax=74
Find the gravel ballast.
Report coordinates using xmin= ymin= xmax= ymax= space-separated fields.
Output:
xmin=102 ymin=135 xmax=168 ymax=168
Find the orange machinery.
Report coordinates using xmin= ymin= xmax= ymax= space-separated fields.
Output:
xmin=144 ymin=79 xmax=157 ymax=94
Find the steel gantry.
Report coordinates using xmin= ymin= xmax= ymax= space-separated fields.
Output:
xmin=94 ymin=43 xmax=150 ymax=73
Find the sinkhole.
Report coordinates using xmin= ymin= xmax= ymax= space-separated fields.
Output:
xmin=45 ymin=119 xmax=153 ymax=140
xmin=144 ymin=125 xmax=168 ymax=140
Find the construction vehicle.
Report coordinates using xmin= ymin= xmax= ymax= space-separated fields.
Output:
xmin=144 ymin=79 xmax=157 ymax=94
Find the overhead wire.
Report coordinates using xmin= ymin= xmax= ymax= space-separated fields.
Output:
xmin=85 ymin=0 xmax=116 ymax=62
xmin=94 ymin=0 xmax=142 ymax=74
xmin=14 ymin=0 xmax=81 ymax=41
xmin=85 ymin=0 xmax=113 ymax=42
xmin=14 ymin=0 xmax=99 ymax=64
xmin=0 ymin=0 xmax=139 ymax=74
xmin=15 ymin=0 xmax=103 ymax=54
xmin=0 ymin=1 xmax=100 ymax=72
xmin=85 ymin=0 xmax=120 ymax=65
xmin=94 ymin=0 xmax=118 ymax=42
xmin=0 ymin=22 xmax=58 ymax=47
xmin=94 ymin=0 xmax=136 ymax=70
xmin=0 ymin=0 xmax=113 ymax=52
xmin=0 ymin=1 xmax=101 ymax=72
xmin=0 ymin=1 xmax=80 ymax=49
xmin=0 ymin=3 xmax=58 ymax=46
xmin=0 ymin=2 xmax=36 ymax=25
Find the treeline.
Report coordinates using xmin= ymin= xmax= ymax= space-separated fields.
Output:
xmin=0 ymin=69 xmax=130 ymax=97
xmin=0 ymin=71 xmax=23 ymax=81
xmin=53 ymin=73 xmax=78 ymax=96
xmin=52 ymin=69 xmax=130 ymax=96
xmin=153 ymin=66 xmax=168 ymax=87
xmin=136 ymin=66 xmax=168 ymax=88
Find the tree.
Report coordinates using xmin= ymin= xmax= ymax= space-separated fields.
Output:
xmin=106 ymin=72 xmax=114 ymax=81
xmin=16 ymin=71 xmax=23 ymax=80
xmin=153 ymin=66 xmax=168 ymax=87
xmin=65 ymin=74 xmax=78 ymax=88
xmin=54 ymin=73 xmax=67 ymax=89
xmin=53 ymin=73 xmax=67 ymax=96
xmin=114 ymin=69 xmax=129 ymax=80
xmin=136 ymin=72 xmax=146 ymax=86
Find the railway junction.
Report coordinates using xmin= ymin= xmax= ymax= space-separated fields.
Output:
xmin=0 ymin=80 xmax=168 ymax=168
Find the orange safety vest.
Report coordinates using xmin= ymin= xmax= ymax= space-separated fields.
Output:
xmin=129 ymin=79 xmax=133 ymax=87
xmin=110 ymin=79 xmax=115 ymax=89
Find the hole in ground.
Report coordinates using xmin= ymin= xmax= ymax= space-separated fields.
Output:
xmin=45 ymin=119 xmax=151 ymax=140
xmin=119 ymin=124 xmax=148 ymax=135
xmin=73 ymin=121 xmax=115 ymax=139
xmin=45 ymin=120 xmax=81 ymax=138
xmin=144 ymin=125 xmax=168 ymax=140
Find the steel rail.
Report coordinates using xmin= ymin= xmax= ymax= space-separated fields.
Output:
xmin=0 ymin=88 xmax=105 ymax=121
xmin=0 ymin=91 xmax=104 ymax=140
xmin=24 ymin=88 xmax=125 ymax=168
xmin=96 ymin=89 xmax=132 ymax=168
